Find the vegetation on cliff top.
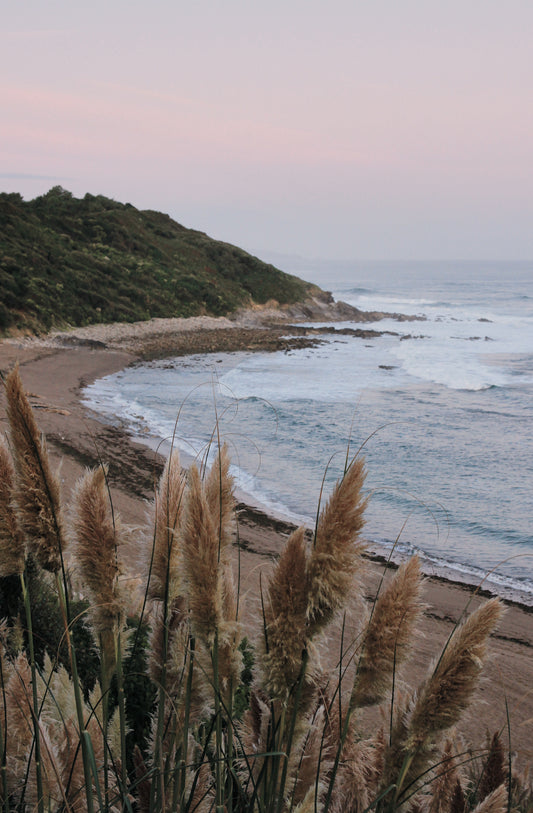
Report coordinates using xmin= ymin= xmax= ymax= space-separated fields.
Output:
xmin=0 ymin=187 xmax=317 ymax=334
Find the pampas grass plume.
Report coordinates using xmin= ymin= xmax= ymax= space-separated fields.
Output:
xmin=351 ymin=556 xmax=423 ymax=708
xmin=0 ymin=437 xmax=25 ymax=577
xmin=471 ymin=785 xmax=507 ymax=813
xmin=4 ymin=366 xmax=65 ymax=573
xmin=478 ymin=732 xmax=506 ymax=803
xmin=71 ymin=464 xmax=124 ymax=635
xmin=407 ymin=598 xmax=504 ymax=752
xmin=328 ymin=732 xmax=385 ymax=813
xmin=205 ymin=445 xmax=238 ymax=628
xmin=182 ymin=464 xmax=222 ymax=644
xmin=239 ymin=688 xmax=272 ymax=785
xmin=182 ymin=449 xmax=239 ymax=646
xmin=428 ymin=740 xmax=461 ymax=813
xmin=149 ymin=448 xmax=186 ymax=602
xmin=307 ymin=455 xmax=367 ymax=632
xmin=205 ymin=442 xmax=234 ymax=553
xmin=380 ymin=598 xmax=504 ymax=805
xmin=263 ymin=526 xmax=310 ymax=697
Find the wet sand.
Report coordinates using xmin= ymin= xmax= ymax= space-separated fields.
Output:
xmin=1 ymin=319 xmax=532 ymax=765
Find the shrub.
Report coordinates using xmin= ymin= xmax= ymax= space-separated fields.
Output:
xmin=0 ymin=302 xmax=13 ymax=330
xmin=0 ymin=366 xmax=527 ymax=812
xmin=0 ymin=189 xmax=316 ymax=334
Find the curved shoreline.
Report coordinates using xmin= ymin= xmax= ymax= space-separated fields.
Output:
xmin=4 ymin=314 xmax=533 ymax=609
xmin=88 ymin=387 xmax=533 ymax=612
xmin=1 ymin=317 xmax=532 ymax=762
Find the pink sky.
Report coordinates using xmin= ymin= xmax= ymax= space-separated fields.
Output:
xmin=2 ymin=1 xmax=533 ymax=260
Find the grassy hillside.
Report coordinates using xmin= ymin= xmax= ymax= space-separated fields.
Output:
xmin=0 ymin=187 xmax=317 ymax=334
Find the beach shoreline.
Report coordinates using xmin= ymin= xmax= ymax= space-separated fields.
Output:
xmin=1 ymin=316 xmax=532 ymax=762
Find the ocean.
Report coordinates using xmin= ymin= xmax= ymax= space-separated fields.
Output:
xmin=83 ymin=260 xmax=533 ymax=605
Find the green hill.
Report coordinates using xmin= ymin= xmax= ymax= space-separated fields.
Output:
xmin=0 ymin=187 xmax=317 ymax=335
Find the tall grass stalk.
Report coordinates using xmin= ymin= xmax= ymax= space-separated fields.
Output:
xmin=19 ymin=570 xmax=44 ymax=813
xmin=0 ymin=657 xmax=7 ymax=813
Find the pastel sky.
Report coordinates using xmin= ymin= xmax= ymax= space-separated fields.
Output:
xmin=2 ymin=0 xmax=533 ymax=260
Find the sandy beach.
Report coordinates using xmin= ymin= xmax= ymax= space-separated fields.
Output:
xmin=1 ymin=316 xmax=532 ymax=766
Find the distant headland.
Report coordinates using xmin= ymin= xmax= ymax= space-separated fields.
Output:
xmin=0 ymin=187 xmax=420 ymax=337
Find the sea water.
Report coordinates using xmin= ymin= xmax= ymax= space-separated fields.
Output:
xmin=83 ymin=261 xmax=533 ymax=604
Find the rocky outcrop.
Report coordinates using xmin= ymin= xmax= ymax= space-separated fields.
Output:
xmin=230 ymin=291 xmax=424 ymax=326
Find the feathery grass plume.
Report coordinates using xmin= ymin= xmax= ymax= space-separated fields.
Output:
xmin=205 ymin=444 xmax=239 ymax=626
xmin=8 ymin=614 xmax=25 ymax=655
xmin=2 ymin=653 xmax=82 ymax=812
xmin=182 ymin=463 xmax=223 ymax=644
xmin=407 ymin=598 xmax=504 ymax=753
xmin=428 ymin=740 xmax=461 ymax=813
xmin=38 ymin=653 xmax=79 ymax=727
xmin=381 ymin=598 xmax=504 ymax=806
xmin=71 ymin=463 xmax=127 ymax=705
xmin=71 ymin=464 xmax=125 ymax=636
xmin=148 ymin=596 xmax=188 ymax=685
xmin=183 ymin=748 xmax=215 ymax=813
xmin=292 ymin=785 xmax=323 ymax=813
xmin=262 ymin=526 xmax=311 ymax=699
xmin=53 ymin=674 xmax=117 ymax=810
xmin=133 ymin=745 xmax=151 ymax=813
xmin=287 ymin=693 xmax=352 ymax=809
xmin=4 ymin=365 xmax=65 ymax=573
xmin=328 ymin=731 xmax=385 ymax=813
xmin=26 ymin=717 xmax=99 ymax=813
xmin=478 ymin=732 xmax=506 ymax=803
xmin=238 ymin=687 xmax=272 ymax=786
xmin=205 ymin=442 xmax=234 ymax=552
xmin=351 ymin=556 xmax=423 ymax=708
xmin=0 ymin=436 xmax=25 ymax=577
xmin=147 ymin=599 xmax=210 ymax=809
xmin=5 ymin=651 xmax=48 ymax=804
xmin=285 ymin=703 xmax=330 ymax=809
xmin=21 ymin=722 xmax=63 ymax=813
xmin=149 ymin=597 xmax=208 ymax=721
xmin=322 ymin=679 xmax=385 ymax=813
xmin=508 ymin=764 xmax=533 ymax=813
xmin=450 ymin=777 xmax=467 ymax=813
xmin=306 ymin=455 xmax=367 ymax=633
xmin=202 ymin=445 xmax=242 ymax=696
xmin=11 ymin=652 xmax=114 ymax=813
xmin=53 ymin=718 xmax=95 ymax=813
xmin=3 ymin=652 xmax=34 ymax=799
xmin=149 ymin=448 xmax=186 ymax=602
xmin=470 ymin=785 xmax=507 ymax=813
xmin=182 ymin=453 xmax=241 ymax=687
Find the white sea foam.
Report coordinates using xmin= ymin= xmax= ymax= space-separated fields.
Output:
xmin=328 ymin=285 xmax=533 ymax=392
xmin=391 ymin=340 xmax=509 ymax=391
xmin=217 ymin=335 xmax=414 ymax=402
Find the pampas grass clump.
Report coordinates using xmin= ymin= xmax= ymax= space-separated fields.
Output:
xmin=0 ymin=366 xmax=527 ymax=812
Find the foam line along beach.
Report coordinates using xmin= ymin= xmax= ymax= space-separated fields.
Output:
xmin=84 ymin=260 xmax=533 ymax=605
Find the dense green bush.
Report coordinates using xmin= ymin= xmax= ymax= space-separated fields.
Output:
xmin=0 ymin=188 xmax=317 ymax=335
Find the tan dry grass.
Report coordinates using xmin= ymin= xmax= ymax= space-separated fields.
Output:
xmin=0 ymin=366 xmax=523 ymax=813
xmin=4 ymin=366 xmax=66 ymax=573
